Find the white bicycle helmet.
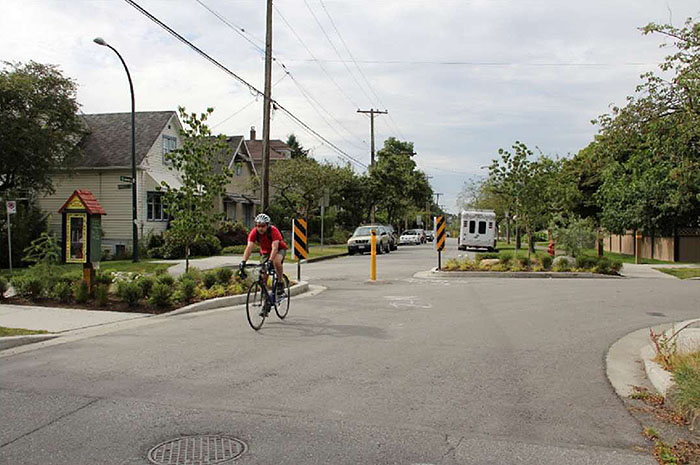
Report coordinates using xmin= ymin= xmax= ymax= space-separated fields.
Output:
xmin=255 ymin=213 xmax=271 ymax=224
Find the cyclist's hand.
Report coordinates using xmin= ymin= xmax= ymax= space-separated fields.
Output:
xmin=238 ymin=261 xmax=247 ymax=278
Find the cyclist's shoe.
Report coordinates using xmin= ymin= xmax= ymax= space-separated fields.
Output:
xmin=276 ymin=284 xmax=286 ymax=298
xmin=259 ymin=302 xmax=270 ymax=318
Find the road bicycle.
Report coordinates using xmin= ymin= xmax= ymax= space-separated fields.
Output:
xmin=241 ymin=260 xmax=290 ymax=331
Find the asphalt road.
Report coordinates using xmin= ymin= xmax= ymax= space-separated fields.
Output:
xmin=2 ymin=238 xmax=699 ymax=464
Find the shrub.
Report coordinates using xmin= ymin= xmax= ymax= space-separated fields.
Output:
xmin=52 ymin=281 xmax=73 ymax=303
xmin=0 ymin=276 xmax=7 ymax=299
xmin=216 ymin=267 xmax=233 ymax=285
xmin=101 ymin=249 xmax=112 ymax=261
xmin=177 ymin=277 xmax=197 ymax=303
xmin=95 ymin=284 xmax=109 ymax=306
xmin=227 ymin=281 xmax=245 ymax=295
xmin=146 ymin=233 xmax=166 ymax=258
xmin=157 ymin=274 xmax=175 ymax=287
xmin=73 ymin=280 xmax=90 ymax=304
xmin=116 ymin=281 xmax=142 ymax=307
xmin=202 ymin=271 xmax=218 ymax=289
xmin=204 ymin=284 xmax=226 ymax=299
xmin=157 ymin=231 xmax=223 ymax=259
xmin=476 ymin=252 xmax=500 ymax=261
xmin=136 ymin=276 xmax=156 ymax=297
xmin=179 ymin=268 xmax=202 ymax=282
xmin=553 ymin=217 xmax=596 ymax=257
xmin=553 ymin=259 xmax=572 ymax=272
xmin=517 ymin=256 xmax=531 ymax=268
xmin=11 ymin=275 xmax=44 ymax=299
xmin=610 ymin=259 xmax=623 ymax=273
xmin=148 ymin=282 xmax=172 ymax=307
xmin=575 ymin=255 xmax=597 ymax=270
xmin=215 ymin=221 xmax=249 ymax=247
xmin=222 ymin=245 xmax=247 ymax=255
xmin=498 ymin=251 xmax=513 ymax=265
xmin=94 ymin=271 xmax=113 ymax=286
xmin=540 ymin=254 xmax=553 ymax=270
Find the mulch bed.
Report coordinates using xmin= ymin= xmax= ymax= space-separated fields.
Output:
xmin=4 ymin=296 xmax=175 ymax=315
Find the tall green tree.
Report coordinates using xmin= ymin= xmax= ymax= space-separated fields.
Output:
xmin=161 ymin=107 xmax=232 ymax=272
xmin=286 ymin=134 xmax=309 ymax=159
xmin=590 ymin=18 xmax=700 ymax=235
xmin=370 ymin=138 xmax=432 ymax=229
xmin=0 ymin=61 xmax=86 ymax=196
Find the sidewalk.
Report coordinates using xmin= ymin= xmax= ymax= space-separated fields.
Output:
xmin=153 ymin=255 xmax=243 ymax=277
xmin=621 ymin=263 xmax=698 ymax=279
xmin=0 ymin=304 xmax=151 ymax=333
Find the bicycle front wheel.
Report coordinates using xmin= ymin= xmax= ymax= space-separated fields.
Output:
xmin=274 ymin=274 xmax=291 ymax=319
xmin=246 ymin=281 xmax=267 ymax=330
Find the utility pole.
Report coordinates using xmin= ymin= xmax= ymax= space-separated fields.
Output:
xmin=357 ymin=108 xmax=387 ymax=223
xmin=434 ymin=192 xmax=442 ymax=207
xmin=261 ymin=0 xmax=274 ymax=211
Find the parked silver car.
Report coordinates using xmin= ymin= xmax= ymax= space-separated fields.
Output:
xmin=347 ymin=225 xmax=391 ymax=255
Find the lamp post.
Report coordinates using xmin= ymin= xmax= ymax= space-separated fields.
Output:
xmin=94 ymin=37 xmax=138 ymax=262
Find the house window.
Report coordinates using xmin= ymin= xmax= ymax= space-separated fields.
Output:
xmin=235 ymin=162 xmax=243 ymax=176
xmin=162 ymin=135 xmax=177 ymax=164
xmin=147 ymin=191 xmax=167 ymax=221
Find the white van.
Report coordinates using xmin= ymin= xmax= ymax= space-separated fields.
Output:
xmin=458 ymin=210 xmax=497 ymax=251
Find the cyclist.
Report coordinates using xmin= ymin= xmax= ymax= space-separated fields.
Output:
xmin=239 ymin=213 xmax=288 ymax=295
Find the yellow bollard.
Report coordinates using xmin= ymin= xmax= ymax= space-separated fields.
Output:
xmin=370 ymin=230 xmax=377 ymax=281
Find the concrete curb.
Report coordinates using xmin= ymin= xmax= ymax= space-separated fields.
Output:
xmin=165 ymin=281 xmax=310 ymax=316
xmin=300 ymin=252 xmax=349 ymax=264
xmin=606 ymin=318 xmax=700 ymax=398
xmin=425 ymin=269 xmax=623 ymax=279
xmin=0 ymin=334 xmax=60 ymax=350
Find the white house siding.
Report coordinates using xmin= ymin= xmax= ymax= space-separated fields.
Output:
xmin=136 ymin=113 xmax=184 ymax=240
xmin=40 ymin=113 xmax=185 ymax=253
xmin=39 ymin=170 xmax=133 ymax=249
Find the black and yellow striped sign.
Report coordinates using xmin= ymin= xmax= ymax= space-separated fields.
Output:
xmin=293 ymin=218 xmax=308 ymax=259
xmin=436 ymin=216 xmax=446 ymax=251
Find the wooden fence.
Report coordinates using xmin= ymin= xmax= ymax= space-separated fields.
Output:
xmin=604 ymin=228 xmax=700 ymax=262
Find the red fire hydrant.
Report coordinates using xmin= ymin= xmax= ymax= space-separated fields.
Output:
xmin=547 ymin=240 xmax=555 ymax=257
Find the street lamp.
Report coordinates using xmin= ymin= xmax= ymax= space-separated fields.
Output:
xmin=94 ymin=37 xmax=138 ymax=262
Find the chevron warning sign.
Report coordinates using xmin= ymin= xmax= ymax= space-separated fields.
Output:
xmin=293 ymin=218 xmax=308 ymax=260
xmin=436 ymin=216 xmax=446 ymax=252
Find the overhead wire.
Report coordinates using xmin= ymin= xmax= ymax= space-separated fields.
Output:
xmin=122 ymin=0 xmax=367 ymax=169
xmin=317 ymin=0 xmax=406 ymax=140
xmin=193 ymin=0 xmax=369 ymax=151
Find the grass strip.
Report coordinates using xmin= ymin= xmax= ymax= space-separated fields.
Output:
xmin=655 ymin=268 xmax=700 ymax=280
xmin=1 ymin=327 xmax=50 ymax=337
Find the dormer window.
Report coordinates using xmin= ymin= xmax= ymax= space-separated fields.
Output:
xmin=235 ymin=162 xmax=243 ymax=176
xmin=162 ymin=135 xmax=177 ymax=164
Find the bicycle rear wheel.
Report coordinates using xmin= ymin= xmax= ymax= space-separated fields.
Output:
xmin=274 ymin=274 xmax=290 ymax=319
xmin=246 ymin=281 xmax=267 ymax=330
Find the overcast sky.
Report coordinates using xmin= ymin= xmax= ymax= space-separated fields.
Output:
xmin=4 ymin=0 xmax=699 ymax=212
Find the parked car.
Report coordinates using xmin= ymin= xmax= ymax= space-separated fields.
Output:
xmin=383 ymin=224 xmax=399 ymax=250
xmin=425 ymin=230 xmax=434 ymax=242
xmin=399 ymin=229 xmax=423 ymax=245
xmin=347 ymin=225 xmax=391 ymax=255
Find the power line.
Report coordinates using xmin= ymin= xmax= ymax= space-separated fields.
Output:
xmin=301 ymin=0 xmax=375 ymax=105
xmin=194 ymin=0 xmax=368 ymax=150
xmin=318 ymin=0 xmax=405 ymax=140
xmin=122 ymin=0 xmax=366 ymax=169
xmin=280 ymin=58 xmax=660 ymax=67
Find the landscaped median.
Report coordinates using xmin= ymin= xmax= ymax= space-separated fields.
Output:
xmin=433 ymin=250 xmax=623 ymax=278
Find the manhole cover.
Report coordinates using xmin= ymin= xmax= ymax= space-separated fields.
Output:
xmin=148 ymin=435 xmax=247 ymax=465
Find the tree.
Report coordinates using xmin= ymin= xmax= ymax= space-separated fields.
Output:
xmin=269 ymin=157 xmax=339 ymax=219
xmin=161 ymin=107 xmax=232 ymax=272
xmin=369 ymin=138 xmax=432 ymax=229
xmin=589 ymin=18 xmax=700 ymax=235
xmin=286 ymin=134 xmax=309 ymax=159
xmin=0 ymin=61 xmax=86 ymax=196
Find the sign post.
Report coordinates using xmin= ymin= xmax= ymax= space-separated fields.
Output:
xmin=293 ymin=218 xmax=308 ymax=281
xmin=6 ymin=201 xmax=16 ymax=274
xmin=436 ymin=215 xmax=446 ymax=270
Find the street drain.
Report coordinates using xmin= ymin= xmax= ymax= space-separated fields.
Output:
xmin=148 ymin=435 xmax=247 ymax=465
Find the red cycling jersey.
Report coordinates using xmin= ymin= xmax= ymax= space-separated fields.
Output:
xmin=248 ymin=225 xmax=288 ymax=255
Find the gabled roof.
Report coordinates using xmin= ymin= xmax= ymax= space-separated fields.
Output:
xmin=244 ymin=139 xmax=291 ymax=162
xmin=77 ymin=111 xmax=176 ymax=168
xmin=58 ymin=189 xmax=107 ymax=215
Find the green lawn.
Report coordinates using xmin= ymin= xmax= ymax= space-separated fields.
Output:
xmin=289 ymin=244 xmax=347 ymax=262
xmin=0 ymin=327 xmax=50 ymax=337
xmin=1 ymin=259 xmax=172 ymax=278
xmin=655 ymin=268 xmax=700 ymax=279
